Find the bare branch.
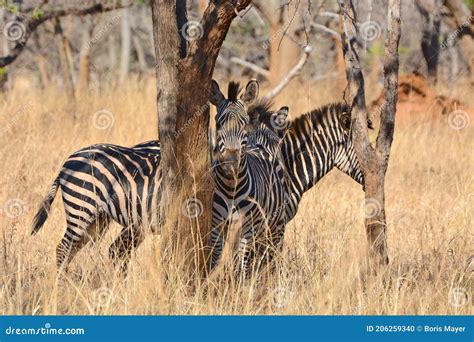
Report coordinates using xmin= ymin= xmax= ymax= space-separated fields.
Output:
xmin=310 ymin=22 xmax=341 ymax=40
xmin=230 ymin=57 xmax=270 ymax=78
xmin=320 ymin=11 xmax=340 ymax=19
xmin=263 ymin=45 xmax=312 ymax=101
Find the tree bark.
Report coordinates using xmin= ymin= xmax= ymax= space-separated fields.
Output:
xmin=416 ymin=0 xmax=441 ymax=85
xmin=119 ymin=8 xmax=131 ymax=83
xmin=151 ymin=0 xmax=252 ymax=277
xmin=151 ymin=0 xmax=181 ymax=253
xmin=53 ymin=18 xmax=75 ymax=100
xmin=444 ymin=0 xmax=473 ymax=81
xmin=338 ymin=0 xmax=401 ymax=270
xmin=76 ymin=17 xmax=95 ymax=96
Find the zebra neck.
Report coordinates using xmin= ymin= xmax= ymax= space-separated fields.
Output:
xmin=282 ymin=130 xmax=335 ymax=195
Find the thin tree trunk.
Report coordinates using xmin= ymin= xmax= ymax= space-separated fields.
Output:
xmin=416 ymin=0 xmax=441 ymax=85
xmin=444 ymin=0 xmax=473 ymax=81
xmin=53 ymin=18 xmax=75 ymax=101
xmin=339 ymin=0 xmax=401 ymax=270
xmin=132 ymin=35 xmax=147 ymax=74
xmin=76 ymin=17 xmax=94 ymax=96
xmin=108 ymin=34 xmax=117 ymax=74
xmin=32 ymin=31 xmax=49 ymax=89
xmin=119 ymin=8 xmax=131 ymax=83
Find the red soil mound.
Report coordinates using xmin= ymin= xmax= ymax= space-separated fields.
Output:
xmin=369 ymin=72 xmax=466 ymax=122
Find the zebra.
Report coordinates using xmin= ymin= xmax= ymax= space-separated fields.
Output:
xmin=248 ymin=100 xmax=371 ymax=224
xmin=31 ymin=140 xmax=161 ymax=272
xmin=208 ymin=79 xmax=288 ymax=276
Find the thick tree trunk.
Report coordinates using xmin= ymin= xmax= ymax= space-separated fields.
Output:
xmin=151 ymin=0 xmax=252 ymax=276
xmin=151 ymin=0 xmax=181 ymax=247
xmin=339 ymin=0 xmax=401 ymax=270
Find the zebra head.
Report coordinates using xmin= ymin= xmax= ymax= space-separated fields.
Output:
xmin=248 ymin=102 xmax=289 ymax=157
xmin=333 ymin=108 xmax=365 ymax=187
xmin=210 ymin=79 xmax=259 ymax=177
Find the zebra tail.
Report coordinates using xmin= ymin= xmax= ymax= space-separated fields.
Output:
xmin=31 ymin=176 xmax=60 ymax=235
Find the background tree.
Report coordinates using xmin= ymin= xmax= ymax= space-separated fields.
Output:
xmin=338 ymin=0 xmax=401 ymax=269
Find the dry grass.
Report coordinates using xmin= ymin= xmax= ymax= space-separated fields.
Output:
xmin=0 ymin=76 xmax=472 ymax=315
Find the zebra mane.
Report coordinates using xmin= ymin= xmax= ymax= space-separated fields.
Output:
xmin=292 ymin=102 xmax=352 ymax=132
xmin=228 ymin=81 xmax=241 ymax=102
xmin=247 ymin=98 xmax=274 ymax=128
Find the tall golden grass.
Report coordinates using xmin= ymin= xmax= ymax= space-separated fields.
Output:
xmin=0 ymin=76 xmax=472 ymax=315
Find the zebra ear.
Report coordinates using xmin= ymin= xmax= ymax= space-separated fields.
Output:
xmin=270 ymin=106 xmax=289 ymax=131
xmin=340 ymin=111 xmax=351 ymax=131
xmin=210 ymin=80 xmax=225 ymax=106
xmin=241 ymin=79 xmax=259 ymax=104
xmin=277 ymin=106 xmax=289 ymax=120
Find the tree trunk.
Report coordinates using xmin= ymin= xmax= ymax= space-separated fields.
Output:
xmin=32 ymin=31 xmax=50 ymax=89
xmin=444 ymin=0 xmax=473 ymax=81
xmin=416 ymin=0 xmax=441 ymax=85
xmin=119 ymin=8 xmax=131 ymax=83
xmin=53 ymin=18 xmax=75 ymax=101
xmin=108 ymin=34 xmax=117 ymax=74
xmin=339 ymin=0 xmax=401 ymax=270
xmin=151 ymin=0 xmax=252 ymax=277
xmin=151 ymin=0 xmax=181 ymax=255
xmin=76 ymin=17 xmax=95 ymax=96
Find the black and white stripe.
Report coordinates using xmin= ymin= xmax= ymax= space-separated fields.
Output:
xmin=257 ymin=102 xmax=367 ymax=223
xmin=209 ymin=80 xmax=288 ymax=275
xmin=32 ymin=140 xmax=161 ymax=270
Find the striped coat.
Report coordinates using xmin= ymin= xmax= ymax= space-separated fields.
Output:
xmin=32 ymin=140 xmax=161 ymax=270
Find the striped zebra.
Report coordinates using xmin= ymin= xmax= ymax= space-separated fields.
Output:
xmin=31 ymin=140 xmax=161 ymax=271
xmin=209 ymin=79 xmax=288 ymax=275
xmin=251 ymin=100 xmax=370 ymax=224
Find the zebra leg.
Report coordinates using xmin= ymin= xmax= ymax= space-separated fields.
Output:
xmin=56 ymin=213 xmax=110 ymax=271
xmin=108 ymin=226 xmax=144 ymax=273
